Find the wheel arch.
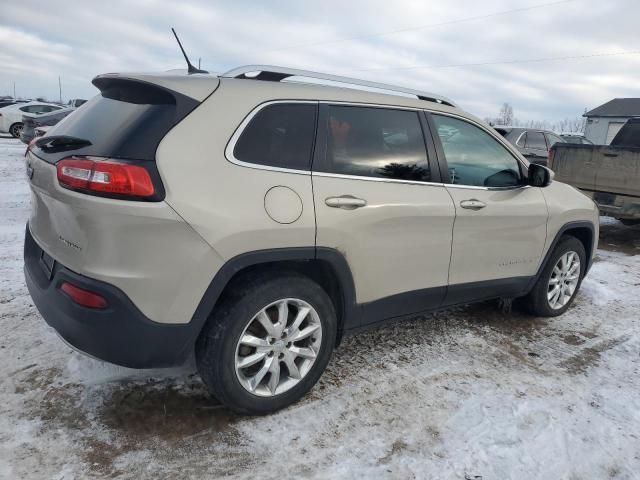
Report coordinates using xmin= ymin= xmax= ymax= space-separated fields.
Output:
xmin=190 ymin=247 xmax=358 ymax=348
xmin=563 ymin=225 xmax=595 ymax=265
xmin=527 ymin=220 xmax=596 ymax=292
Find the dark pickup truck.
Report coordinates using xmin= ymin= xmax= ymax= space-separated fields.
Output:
xmin=549 ymin=118 xmax=640 ymax=224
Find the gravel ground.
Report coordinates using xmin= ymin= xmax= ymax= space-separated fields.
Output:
xmin=0 ymin=134 xmax=639 ymax=479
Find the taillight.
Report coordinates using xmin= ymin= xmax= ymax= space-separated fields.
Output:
xmin=548 ymin=148 xmax=555 ymax=167
xmin=56 ymin=157 xmax=155 ymax=199
xmin=60 ymin=282 xmax=108 ymax=309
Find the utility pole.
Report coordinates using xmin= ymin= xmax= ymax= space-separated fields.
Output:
xmin=198 ymin=58 xmax=201 ymax=70
xmin=58 ymin=76 xmax=62 ymax=104
xmin=13 ymin=81 xmax=16 ymax=99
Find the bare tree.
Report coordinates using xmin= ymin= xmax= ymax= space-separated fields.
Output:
xmin=486 ymin=104 xmax=588 ymax=134
xmin=498 ymin=102 xmax=514 ymax=125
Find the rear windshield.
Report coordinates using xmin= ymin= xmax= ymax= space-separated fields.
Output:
xmin=34 ymin=79 xmax=198 ymax=163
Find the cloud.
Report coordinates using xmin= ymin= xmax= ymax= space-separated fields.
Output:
xmin=1 ymin=0 xmax=639 ymax=122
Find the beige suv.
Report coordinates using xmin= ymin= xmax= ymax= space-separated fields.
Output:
xmin=24 ymin=66 xmax=599 ymax=414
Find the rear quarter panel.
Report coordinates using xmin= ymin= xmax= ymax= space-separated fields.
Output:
xmin=155 ymin=80 xmax=318 ymax=261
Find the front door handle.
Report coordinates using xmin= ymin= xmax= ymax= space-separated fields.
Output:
xmin=325 ymin=195 xmax=367 ymax=210
xmin=460 ymin=199 xmax=486 ymax=210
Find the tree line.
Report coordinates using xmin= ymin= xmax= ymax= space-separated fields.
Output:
xmin=484 ymin=102 xmax=587 ymax=133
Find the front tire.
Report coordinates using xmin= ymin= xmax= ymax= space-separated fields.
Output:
xmin=524 ymin=236 xmax=586 ymax=317
xmin=9 ymin=123 xmax=23 ymax=138
xmin=196 ymin=272 xmax=337 ymax=415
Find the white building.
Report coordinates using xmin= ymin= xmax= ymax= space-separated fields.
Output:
xmin=584 ymin=98 xmax=640 ymax=144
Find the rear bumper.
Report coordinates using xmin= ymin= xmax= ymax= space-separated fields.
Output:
xmin=586 ymin=191 xmax=640 ymax=220
xmin=24 ymin=224 xmax=198 ymax=368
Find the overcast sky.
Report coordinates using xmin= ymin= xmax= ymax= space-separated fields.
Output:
xmin=1 ymin=0 xmax=639 ymax=121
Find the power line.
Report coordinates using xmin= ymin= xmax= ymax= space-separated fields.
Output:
xmin=260 ymin=0 xmax=577 ymax=54
xmin=349 ymin=50 xmax=640 ymax=72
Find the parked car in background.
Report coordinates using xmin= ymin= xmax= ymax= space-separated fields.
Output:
xmin=68 ymin=99 xmax=87 ymax=108
xmin=494 ymin=126 xmax=565 ymax=165
xmin=550 ymin=118 xmax=640 ymax=225
xmin=0 ymin=101 xmax=64 ymax=138
xmin=0 ymin=99 xmax=28 ymax=109
xmin=24 ymin=66 xmax=598 ymax=414
xmin=20 ymin=107 xmax=75 ymax=144
xmin=560 ymin=133 xmax=594 ymax=145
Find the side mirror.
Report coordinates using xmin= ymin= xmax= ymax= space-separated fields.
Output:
xmin=528 ymin=163 xmax=553 ymax=187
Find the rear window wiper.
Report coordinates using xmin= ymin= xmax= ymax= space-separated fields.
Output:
xmin=35 ymin=135 xmax=92 ymax=152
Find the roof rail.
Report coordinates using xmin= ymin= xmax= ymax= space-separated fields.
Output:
xmin=220 ymin=65 xmax=456 ymax=107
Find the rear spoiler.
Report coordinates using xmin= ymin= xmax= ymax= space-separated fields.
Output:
xmin=92 ymin=72 xmax=219 ymax=103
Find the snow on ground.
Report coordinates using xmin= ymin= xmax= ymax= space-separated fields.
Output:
xmin=0 ymin=134 xmax=639 ymax=479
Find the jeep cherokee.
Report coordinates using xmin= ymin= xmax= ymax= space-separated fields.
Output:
xmin=24 ymin=66 xmax=599 ymax=414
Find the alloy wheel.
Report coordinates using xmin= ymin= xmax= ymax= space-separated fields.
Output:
xmin=547 ymin=251 xmax=581 ymax=309
xmin=10 ymin=124 xmax=23 ymax=138
xmin=235 ymin=298 xmax=322 ymax=397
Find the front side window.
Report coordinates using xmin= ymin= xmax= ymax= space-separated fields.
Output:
xmin=320 ymin=106 xmax=431 ymax=182
xmin=432 ymin=114 xmax=523 ymax=188
xmin=524 ymin=131 xmax=547 ymax=150
xmin=234 ymin=103 xmax=317 ymax=171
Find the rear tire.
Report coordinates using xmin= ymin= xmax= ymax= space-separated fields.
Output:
xmin=196 ymin=272 xmax=337 ymax=415
xmin=523 ymin=236 xmax=586 ymax=317
xmin=9 ymin=122 xmax=23 ymax=138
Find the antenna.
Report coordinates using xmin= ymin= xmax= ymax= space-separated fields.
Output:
xmin=171 ymin=28 xmax=208 ymax=74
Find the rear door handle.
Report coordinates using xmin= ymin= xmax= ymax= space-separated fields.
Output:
xmin=325 ymin=195 xmax=367 ymax=210
xmin=460 ymin=199 xmax=486 ymax=210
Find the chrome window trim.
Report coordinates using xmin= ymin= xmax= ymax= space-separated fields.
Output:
xmin=445 ymin=183 xmax=531 ymax=192
xmin=311 ymin=171 xmax=445 ymax=187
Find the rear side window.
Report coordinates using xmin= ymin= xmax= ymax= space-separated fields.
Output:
xmin=524 ymin=131 xmax=547 ymax=150
xmin=319 ymin=105 xmax=431 ymax=182
xmin=234 ymin=103 xmax=317 ymax=171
